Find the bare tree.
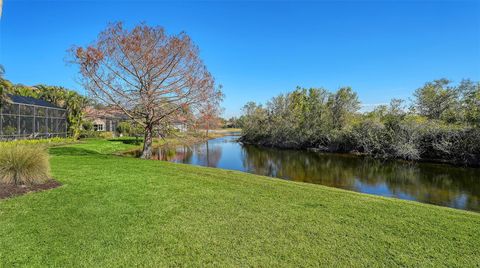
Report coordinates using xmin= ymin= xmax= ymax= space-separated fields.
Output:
xmin=198 ymin=85 xmax=224 ymax=137
xmin=70 ymin=22 xmax=222 ymax=158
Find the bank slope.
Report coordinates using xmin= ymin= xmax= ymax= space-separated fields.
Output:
xmin=0 ymin=143 xmax=478 ymax=267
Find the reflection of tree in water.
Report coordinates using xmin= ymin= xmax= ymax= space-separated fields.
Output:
xmin=150 ymin=145 xmax=193 ymax=163
xmin=149 ymin=140 xmax=223 ymax=167
xmin=241 ymin=145 xmax=480 ymax=211
xmin=194 ymin=141 xmax=223 ymax=167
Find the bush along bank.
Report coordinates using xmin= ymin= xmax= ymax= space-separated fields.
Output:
xmin=239 ymin=79 xmax=480 ymax=166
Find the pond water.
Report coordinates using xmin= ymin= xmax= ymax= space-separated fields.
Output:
xmin=130 ymin=135 xmax=480 ymax=212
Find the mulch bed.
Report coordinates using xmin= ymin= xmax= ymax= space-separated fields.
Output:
xmin=0 ymin=180 xmax=62 ymax=200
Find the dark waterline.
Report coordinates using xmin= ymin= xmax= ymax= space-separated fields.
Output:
xmin=129 ymin=135 xmax=480 ymax=212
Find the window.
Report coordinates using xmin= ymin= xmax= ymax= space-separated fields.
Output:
xmin=94 ymin=124 xmax=104 ymax=131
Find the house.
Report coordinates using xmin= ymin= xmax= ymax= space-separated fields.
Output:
xmin=84 ymin=106 xmax=128 ymax=132
xmin=0 ymin=95 xmax=68 ymax=140
xmin=171 ymin=119 xmax=188 ymax=132
xmin=85 ymin=106 xmax=190 ymax=133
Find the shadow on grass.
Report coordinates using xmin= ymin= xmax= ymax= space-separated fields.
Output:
xmin=49 ymin=147 xmax=102 ymax=156
xmin=107 ymin=137 xmax=143 ymax=145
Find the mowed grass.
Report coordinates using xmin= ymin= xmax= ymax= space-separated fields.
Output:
xmin=0 ymin=140 xmax=479 ymax=266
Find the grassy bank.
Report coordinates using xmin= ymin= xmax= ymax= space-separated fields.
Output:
xmin=71 ymin=132 xmax=220 ymax=155
xmin=0 ymin=139 xmax=479 ymax=266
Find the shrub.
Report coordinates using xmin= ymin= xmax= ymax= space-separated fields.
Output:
xmin=240 ymin=82 xmax=480 ymax=166
xmin=389 ymin=120 xmax=422 ymax=160
xmin=79 ymin=131 xmax=115 ymax=139
xmin=82 ymin=120 xmax=94 ymax=131
xmin=351 ymin=119 xmax=390 ymax=156
xmin=0 ymin=144 xmax=51 ymax=185
xmin=116 ymin=121 xmax=132 ymax=136
xmin=99 ymin=132 xmax=114 ymax=139
xmin=1 ymin=137 xmax=76 ymax=147
xmin=79 ymin=130 xmax=102 ymax=139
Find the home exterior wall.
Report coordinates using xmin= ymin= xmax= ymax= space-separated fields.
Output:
xmin=172 ymin=122 xmax=188 ymax=132
xmin=91 ymin=117 xmax=121 ymax=132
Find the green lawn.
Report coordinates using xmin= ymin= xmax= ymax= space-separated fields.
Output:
xmin=0 ymin=139 xmax=479 ymax=267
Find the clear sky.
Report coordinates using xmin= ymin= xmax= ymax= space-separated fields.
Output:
xmin=1 ymin=0 xmax=479 ymax=117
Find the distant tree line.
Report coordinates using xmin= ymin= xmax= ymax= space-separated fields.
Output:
xmin=240 ymin=79 xmax=480 ymax=166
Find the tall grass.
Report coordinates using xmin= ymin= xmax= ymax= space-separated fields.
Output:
xmin=0 ymin=144 xmax=51 ymax=185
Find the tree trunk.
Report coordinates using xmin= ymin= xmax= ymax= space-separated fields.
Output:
xmin=206 ymin=140 xmax=210 ymax=166
xmin=141 ymin=125 xmax=153 ymax=159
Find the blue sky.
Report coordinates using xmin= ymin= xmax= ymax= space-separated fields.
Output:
xmin=1 ymin=1 xmax=479 ymax=117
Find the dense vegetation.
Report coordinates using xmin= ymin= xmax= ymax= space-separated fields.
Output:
xmin=240 ymin=79 xmax=480 ymax=166
xmin=0 ymin=139 xmax=478 ymax=266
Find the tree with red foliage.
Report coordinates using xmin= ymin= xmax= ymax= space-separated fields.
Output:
xmin=70 ymin=22 xmax=223 ymax=158
xmin=198 ymin=86 xmax=224 ymax=137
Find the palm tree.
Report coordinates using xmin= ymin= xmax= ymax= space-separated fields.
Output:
xmin=36 ymin=85 xmax=67 ymax=107
xmin=0 ymin=85 xmax=6 ymax=107
xmin=0 ymin=64 xmax=11 ymax=108
xmin=65 ymin=91 xmax=89 ymax=139
xmin=9 ymin=84 xmax=38 ymax=98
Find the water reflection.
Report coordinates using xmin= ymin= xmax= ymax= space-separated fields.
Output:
xmin=148 ymin=141 xmax=223 ymax=167
xmin=131 ymin=135 xmax=480 ymax=211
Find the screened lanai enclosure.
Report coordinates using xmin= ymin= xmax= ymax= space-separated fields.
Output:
xmin=0 ymin=95 xmax=68 ymax=140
